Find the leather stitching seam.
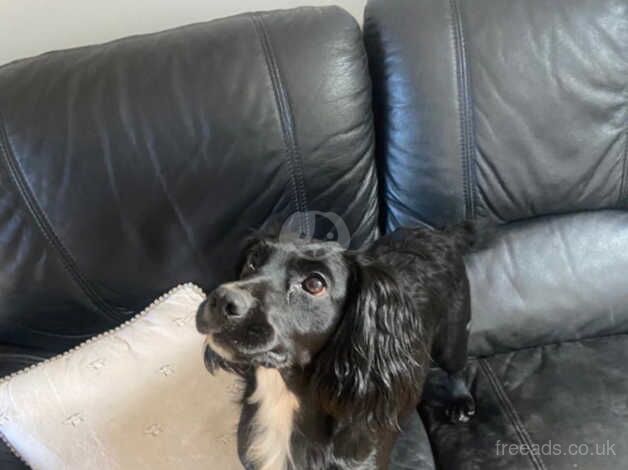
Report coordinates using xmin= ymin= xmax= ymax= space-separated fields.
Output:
xmin=619 ymin=129 xmax=628 ymax=206
xmin=0 ymin=110 xmax=127 ymax=322
xmin=479 ymin=359 xmax=547 ymax=470
xmin=450 ymin=0 xmax=478 ymax=220
xmin=251 ymin=13 xmax=310 ymax=236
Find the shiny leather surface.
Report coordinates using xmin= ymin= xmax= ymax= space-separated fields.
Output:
xmin=468 ymin=210 xmax=628 ymax=356
xmin=365 ymin=0 xmax=628 ymax=230
xmin=422 ymin=334 xmax=628 ymax=470
xmin=0 ymin=345 xmax=48 ymax=377
xmin=0 ymin=7 xmax=379 ymax=352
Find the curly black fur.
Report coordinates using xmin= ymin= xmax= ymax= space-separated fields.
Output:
xmin=311 ymin=259 xmax=426 ymax=431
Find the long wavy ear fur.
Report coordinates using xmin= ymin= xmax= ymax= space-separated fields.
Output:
xmin=311 ymin=255 xmax=428 ymax=431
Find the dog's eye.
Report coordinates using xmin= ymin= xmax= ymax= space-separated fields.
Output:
xmin=241 ymin=259 xmax=257 ymax=277
xmin=301 ymin=274 xmax=326 ymax=295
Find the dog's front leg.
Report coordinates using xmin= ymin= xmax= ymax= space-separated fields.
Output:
xmin=432 ymin=280 xmax=476 ymax=423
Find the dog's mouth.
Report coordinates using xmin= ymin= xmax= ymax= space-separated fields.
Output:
xmin=202 ymin=334 xmax=289 ymax=371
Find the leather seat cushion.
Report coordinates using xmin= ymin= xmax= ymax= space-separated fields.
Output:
xmin=467 ymin=210 xmax=628 ymax=357
xmin=421 ymin=334 xmax=628 ymax=469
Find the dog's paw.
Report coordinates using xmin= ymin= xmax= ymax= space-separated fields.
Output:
xmin=444 ymin=393 xmax=475 ymax=424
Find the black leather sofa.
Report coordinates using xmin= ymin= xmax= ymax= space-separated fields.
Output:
xmin=0 ymin=0 xmax=625 ymax=468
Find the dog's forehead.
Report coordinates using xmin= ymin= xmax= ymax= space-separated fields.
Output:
xmin=266 ymin=238 xmax=344 ymax=260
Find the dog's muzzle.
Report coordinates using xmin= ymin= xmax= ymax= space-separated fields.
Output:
xmin=196 ymin=284 xmax=254 ymax=334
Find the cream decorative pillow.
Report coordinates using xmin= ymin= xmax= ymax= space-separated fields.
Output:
xmin=0 ymin=284 xmax=244 ymax=470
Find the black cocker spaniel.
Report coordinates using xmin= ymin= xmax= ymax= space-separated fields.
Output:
xmin=196 ymin=224 xmax=476 ymax=470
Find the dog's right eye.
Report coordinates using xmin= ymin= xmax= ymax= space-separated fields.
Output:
xmin=240 ymin=256 xmax=257 ymax=277
xmin=301 ymin=274 xmax=327 ymax=296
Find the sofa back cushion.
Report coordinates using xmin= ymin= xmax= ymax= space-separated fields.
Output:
xmin=0 ymin=7 xmax=378 ymax=351
xmin=365 ymin=0 xmax=627 ymax=230
xmin=364 ymin=0 xmax=628 ymax=353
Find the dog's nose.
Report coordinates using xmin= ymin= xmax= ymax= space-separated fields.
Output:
xmin=209 ymin=285 xmax=252 ymax=320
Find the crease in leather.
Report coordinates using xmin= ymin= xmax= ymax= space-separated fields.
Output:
xmin=0 ymin=110 xmax=128 ymax=323
xmin=449 ymin=0 xmax=478 ymax=220
xmin=478 ymin=359 xmax=547 ymax=470
xmin=312 ymin=135 xmax=374 ymax=210
xmin=473 ymin=330 xmax=628 ymax=360
xmin=620 ymin=129 xmax=628 ymax=206
xmin=250 ymin=13 xmax=310 ymax=236
xmin=138 ymin=130 xmax=212 ymax=282
xmin=474 ymin=146 xmax=510 ymax=224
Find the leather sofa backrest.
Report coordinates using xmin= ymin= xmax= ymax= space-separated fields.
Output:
xmin=365 ymin=0 xmax=627 ymax=231
xmin=0 ymin=7 xmax=378 ymax=351
xmin=365 ymin=0 xmax=628 ymax=355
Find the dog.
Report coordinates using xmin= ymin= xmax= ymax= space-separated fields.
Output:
xmin=196 ymin=224 xmax=476 ymax=469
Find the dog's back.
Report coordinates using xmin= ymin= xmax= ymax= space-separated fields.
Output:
xmin=367 ymin=224 xmax=473 ymax=331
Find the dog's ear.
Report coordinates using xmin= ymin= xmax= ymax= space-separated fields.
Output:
xmin=312 ymin=255 xmax=427 ymax=430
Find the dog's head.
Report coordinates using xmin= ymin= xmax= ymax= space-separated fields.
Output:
xmin=196 ymin=234 xmax=426 ymax=430
xmin=196 ymin=235 xmax=351 ymax=370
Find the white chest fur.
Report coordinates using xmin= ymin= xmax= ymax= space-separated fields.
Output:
xmin=247 ymin=368 xmax=300 ymax=470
